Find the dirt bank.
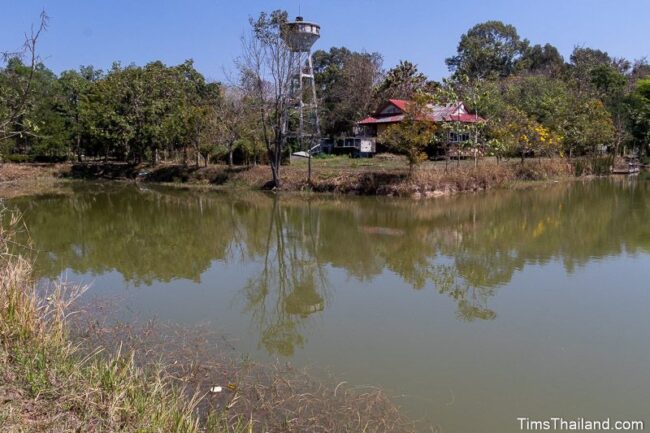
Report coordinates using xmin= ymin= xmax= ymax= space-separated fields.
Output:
xmin=0 ymin=156 xmax=611 ymax=199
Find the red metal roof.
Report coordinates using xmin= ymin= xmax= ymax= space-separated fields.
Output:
xmin=358 ymin=100 xmax=484 ymax=125
xmin=445 ymin=113 xmax=484 ymax=123
xmin=358 ymin=115 xmax=404 ymax=125
xmin=388 ymin=99 xmax=409 ymax=111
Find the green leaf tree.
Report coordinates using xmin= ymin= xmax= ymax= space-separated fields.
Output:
xmin=374 ymin=60 xmax=437 ymax=101
xmin=378 ymin=93 xmax=438 ymax=175
xmin=445 ymin=21 xmax=528 ymax=80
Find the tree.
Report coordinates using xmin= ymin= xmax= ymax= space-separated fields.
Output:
xmin=0 ymin=57 xmax=70 ymax=160
xmin=446 ymin=21 xmax=527 ymax=80
xmin=570 ymin=47 xmax=612 ymax=71
xmin=169 ymin=60 xmax=221 ymax=166
xmin=630 ymin=59 xmax=650 ymax=86
xmin=378 ymin=93 xmax=438 ymax=175
xmin=628 ymin=78 xmax=650 ymax=154
xmin=562 ymin=98 xmax=615 ymax=158
xmin=313 ymin=47 xmax=383 ymax=136
xmin=374 ymin=60 xmax=436 ymax=101
xmin=568 ymin=47 xmax=625 ymax=94
xmin=58 ymin=67 xmax=100 ymax=161
xmin=589 ymin=64 xmax=629 ymax=155
xmin=519 ymin=43 xmax=565 ymax=76
xmin=237 ymin=10 xmax=293 ymax=188
xmin=0 ymin=11 xmax=49 ymax=145
xmin=195 ymin=87 xmax=245 ymax=167
xmin=26 ymin=64 xmax=68 ymax=159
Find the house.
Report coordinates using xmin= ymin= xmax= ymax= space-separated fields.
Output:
xmin=323 ymin=99 xmax=484 ymax=157
xmin=352 ymin=99 xmax=484 ymax=156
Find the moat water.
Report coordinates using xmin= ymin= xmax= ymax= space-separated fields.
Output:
xmin=7 ymin=175 xmax=650 ymax=432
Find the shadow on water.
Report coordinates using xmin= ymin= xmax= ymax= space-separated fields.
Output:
xmin=6 ymin=176 xmax=650 ymax=356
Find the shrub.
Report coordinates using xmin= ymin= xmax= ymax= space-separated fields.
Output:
xmin=2 ymin=154 xmax=34 ymax=163
xmin=591 ymin=156 xmax=614 ymax=175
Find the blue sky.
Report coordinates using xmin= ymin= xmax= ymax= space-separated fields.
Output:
xmin=2 ymin=0 xmax=649 ymax=82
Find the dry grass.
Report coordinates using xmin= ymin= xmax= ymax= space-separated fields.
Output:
xmin=0 ymin=164 xmax=72 ymax=199
xmin=0 ymin=163 xmax=69 ymax=183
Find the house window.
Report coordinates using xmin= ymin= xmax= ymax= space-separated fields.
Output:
xmin=449 ymin=132 xmax=470 ymax=143
xmin=380 ymin=105 xmax=401 ymax=116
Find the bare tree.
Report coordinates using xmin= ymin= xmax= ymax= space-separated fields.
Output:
xmin=236 ymin=11 xmax=293 ymax=188
xmin=0 ymin=11 xmax=49 ymax=144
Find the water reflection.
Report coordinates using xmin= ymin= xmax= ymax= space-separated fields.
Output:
xmin=242 ymin=198 xmax=328 ymax=355
xmin=8 ymin=177 xmax=650 ymax=355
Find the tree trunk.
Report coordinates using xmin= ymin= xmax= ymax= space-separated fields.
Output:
xmin=76 ymin=133 xmax=82 ymax=162
xmin=445 ymin=148 xmax=449 ymax=173
xmin=271 ymin=162 xmax=281 ymax=188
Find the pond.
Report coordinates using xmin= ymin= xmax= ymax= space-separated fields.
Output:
xmin=6 ymin=176 xmax=650 ymax=432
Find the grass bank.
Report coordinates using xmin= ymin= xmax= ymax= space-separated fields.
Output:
xmin=0 ymin=211 xmax=415 ymax=432
xmin=0 ymin=155 xmax=621 ymax=198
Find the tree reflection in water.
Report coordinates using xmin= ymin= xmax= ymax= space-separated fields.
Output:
xmin=242 ymin=198 xmax=328 ymax=356
xmin=7 ymin=177 xmax=650 ymax=354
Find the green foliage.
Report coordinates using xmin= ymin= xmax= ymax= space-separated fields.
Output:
xmin=519 ymin=43 xmax=564 ymax=76
xmin=0 ymin=58 xmax=223 ymax=164
xmin=1 ymin=15 xmax=648 ymax=167
xmin=374 ymin=60 xmax=437 ymax=101
xmin=638 ymin=77 xmax=650 ymax=99
xmin=473 ymin=71 xmax=617 ymax=159
xmin=445 ymin=21 xmax=528 ymax=80
xmin=591 ymin=156 xmax=614 ymax=175
xmin=313 ymin=47 xmax=383 ymax=136
xmin=627 ymin=78 xmax=650 ymax=151
xmin=2 ymin=154 xmax=33 ymax=163
xmin=378 ymin=94 xmax=438 ymax=173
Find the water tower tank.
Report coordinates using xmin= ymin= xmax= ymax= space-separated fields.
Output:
xmin=282 ymin=16 xmax=320 ymax=52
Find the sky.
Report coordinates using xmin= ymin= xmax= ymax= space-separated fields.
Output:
xmin=2 ymin=0 xmax=649 ymax=82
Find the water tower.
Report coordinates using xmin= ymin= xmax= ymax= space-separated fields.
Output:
xmin=282 ymin=16 xmax=321 ymax=182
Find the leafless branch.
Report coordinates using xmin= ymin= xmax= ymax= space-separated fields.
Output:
xmin=0 ymin=11 xmax=49 ymax=143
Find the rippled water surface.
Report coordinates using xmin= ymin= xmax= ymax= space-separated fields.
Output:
xmin=8 ymin=176 xmax=650 ymax=432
